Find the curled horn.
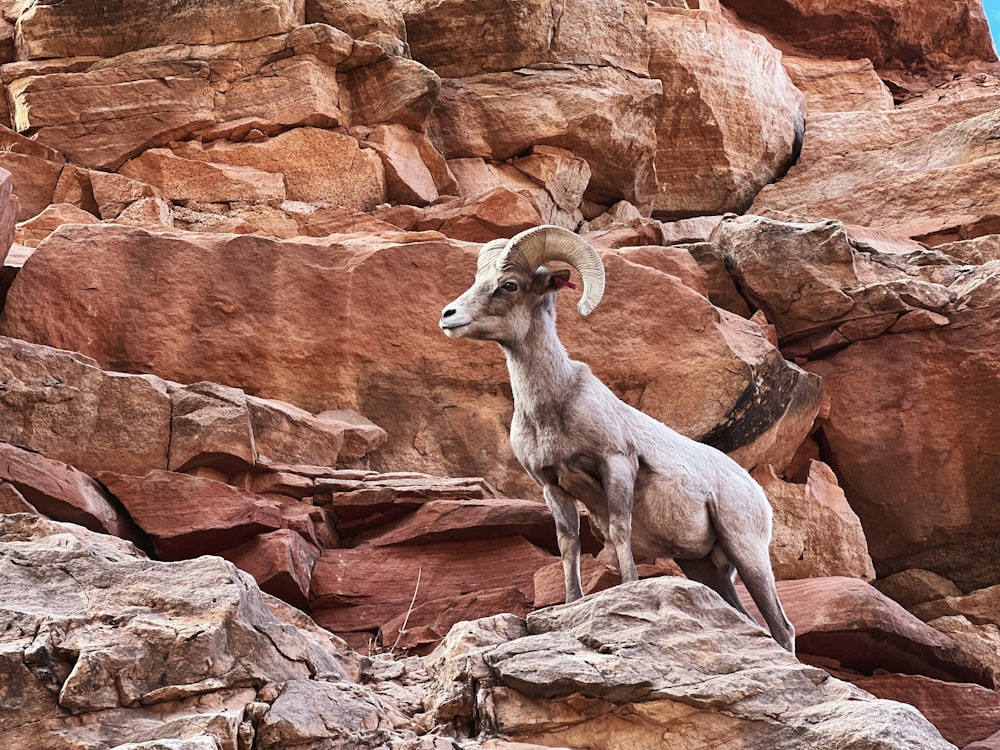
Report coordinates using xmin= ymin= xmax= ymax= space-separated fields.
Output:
xmin=495 ymin=225 xmax=606 ymax=316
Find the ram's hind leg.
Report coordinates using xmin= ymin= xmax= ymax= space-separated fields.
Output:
xmin=676 ymin=555 xmax=750 ymax=617
xmin=727 ymin=544 xmax=796 ymax=652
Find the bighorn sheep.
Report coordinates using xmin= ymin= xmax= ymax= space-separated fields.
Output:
xmin=439 ymin=225 xmax=795 ymax=651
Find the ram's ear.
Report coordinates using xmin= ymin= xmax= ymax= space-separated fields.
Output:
xmin=529 ymin=267 xmax=573 ymax=294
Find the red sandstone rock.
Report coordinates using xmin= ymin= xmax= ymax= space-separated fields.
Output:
xmin=753 ymin=104 xmax=1000 ymax=243
xmin=15 ymin=203 xmax=100 ymax=247
xmin=305 ymin=0 xmax=405 ymax=52
xmin=0 ymin=481 xmax=35 ymax=514
xmin=13 ymin=0 xmax=305 ymax=60
xmin=99 ymin=469 xmax=290 ymax=560
xmin=310 ymin=537 xmax=554 ymax=644
xmin=119 ymin=149 xmax=287 ymax=204
xmin=428 ymin=67 xmax=660 ymax=208
xmin=0 ymin=442 xmax=140 ymax=541
xmin=0 ymin=124 xmax=64 ymax=221
xmin=339 ymin=55 xmax=440 ymax=131
xmin=747 ymin=577 xmax=994 ymax=687
xmin=0 ymin=167 xmax=18 ymax=263
xmin=169 ymin=128 xmax=386 ymax=208
xmin=414 ymin=188 xmax=543 ymax=242
xmin=533 ymin=553 xmax=682 ymax=608
xmin=781 ymin=56 xmax=894 ymax=114
xmin=854 ymin=673 xmax=1000 ymax=748
xmin=397 ymin=0 xmax=650 ymax=78
xmin=221 ymin=528 xmax=321 ymax=610
xmin=722 ymin=0 xmax=997 ymax=71
xmin=647 ymin=7 xmax=805 ymax=217
xmin=806 ymin=313 xmax=1000 ymax=592
xmin=379 ymin=586 xmax=531 ymax=655
xmin=754 ymin=461 xmax=875 ymax=582
xmin=0 ymin=336 xmax=172 ymax=477
xmin=353 ymin=497 xmax=602 ymax=556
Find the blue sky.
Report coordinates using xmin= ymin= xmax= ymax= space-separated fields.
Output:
xmin=986 ymin=0 xmax=1000 ymax=53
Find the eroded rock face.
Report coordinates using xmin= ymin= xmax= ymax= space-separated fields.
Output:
xmin=721 ymin=0 xmax=997 ymax=71
xmin=751 ymin=104 xmax=1000 ymax=242
xmin=397 ymin=0 xmax=650 ymax=77
xmin=13 ymin=0 xmax=306 ymax=60
xmin=425 ymin=578 xmax=958 ymax=749
xmin=647 ymin=7 xmax=806 ymax=217
xmin=0 ymin=224 xmax=820 ymax=493
xmin=0 ymin=335 xmax=384 ymax=479
xmin=428 ymin=67 xmax=661 ymax=208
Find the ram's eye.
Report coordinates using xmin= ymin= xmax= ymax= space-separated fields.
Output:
xmin=501 ymin=281 xmax=519 ymax=292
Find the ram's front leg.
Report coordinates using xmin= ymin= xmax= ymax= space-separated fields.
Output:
xmin=601 ymin=453 xmax=640 ymax=584
xmin=542 ymin=483 xmax=585 ymax=602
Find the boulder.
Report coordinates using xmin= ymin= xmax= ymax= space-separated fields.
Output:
xmin=720 ymin=0 xmax=997 ymax=71
xmin=15 ymin=202 xmax=99 ymax=247
xmin=221 ymin=528 xmax=321 ymax=610
xmin=13 ymin=0 xmax=305 ymax=59
xmin=755 ymin=577 xmax=994 ymax=687
xmin=854 ymin=673 xmax=1000 ymax=748
xmin=0 ymin=441 xmax=141 ymax=542
xmin=0 ymin=165 xmax=18 ymax=262
xmin=875 ymin=568 xmax=963 ymax=610
xmin=339 ymin=55 xmax=440 ymax=130
xmin=354 ymin=123 xmax=455 ymax=206
xmin=805 ymin=311 xmax=1000 ymax=591
xmin=715 ymin=214 xmax=981 ymax=353
xmin=412 ymin=187 xmax=543 ymax=242
xmin=425 ymin=578 xmax=958 ymax=749
xmin=4 ymin=28 xmax=428 ymax=172
xmin=119 ymin=149 xmax=287 ymax=204
xmin=754 ymin=460 xmax=876 ymax=581
xmin=396 ymin=0 xmax=649 ymax=78
xmin=428 ymin=66 xmax=661 ymax=208
xmin=169 ymin=128 xmax=386 ymax=208
xmin=98 ymin=469 xmax=290 ymax=560
xmin=0 ymin=224 xmax=822 ymax=494
xmin=304 ymin=0 xmax=406 ymax=51
xmin=310 ymin=537 xmax=555 ymax=648
xmin=647 ymin=7 xmax=806 ymax=217
xmin=781 ymin=55 xmax=894 ymax=113
xmin=0 ymin=123 xmax=65 ymax=221
xmin=0 ymin=335 xmax=383 ymax=482
xmin=0 ymin=513 xmax=383 ymax=750
xmin=0 ymin=336 xmax=172 ymax=477
xmin=752 ymin=106 xmax=1000 ymax=243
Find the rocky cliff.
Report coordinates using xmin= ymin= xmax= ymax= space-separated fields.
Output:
xmin=0 ymin=1 xmax=999 ymax=748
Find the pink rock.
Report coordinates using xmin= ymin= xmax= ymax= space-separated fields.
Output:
xmin=0 ymin=442 xmax=140 ymax=541
xmin=647 ymin=7 xmax=805 ymax=217
xmin=754 ymin=461 xmax=875 ymax=582
xmin=428 ymin=67 xmax=660 ymax=208
xmin=310 ymin=537 xmax=555 ymax=644
xmin=15 ymin=203 xmax=100 ymax=247
xmin=0 ymin=336 xmax=172 ymax=478
xmin=353 ymin=497 xmax=602 ymax=555
xmin=378 ymin=586 xmax=531 ymax=655
xmin=0 ymin=167 xmax=19 ymax=264
xmin=0 ymin=124 xmax=64 ymax=221
xmin=170 ymin=128 xmax=386 ymax=208
xmin=221 ymin=528 xmax=320 ymax=610
xmin=119 ymin=149 xmax=286 ymax=204
xmin=398 ymin=0 xmax=650 ymax=78
xmin=99 ymin=469 xmax=287 ymax=560
xmin=14 ymin=0 xmax=305 ymax=60
xmin=722 ymin=0 xmax=997 ymax=71
xmin=854 ymin=673 xmax=1000 ymax=748
xmin=744 ymin=577 xmax=994 ymax=687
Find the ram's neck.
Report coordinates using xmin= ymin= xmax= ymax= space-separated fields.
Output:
xmin=500 ymin=298 xmax=577 ymax=414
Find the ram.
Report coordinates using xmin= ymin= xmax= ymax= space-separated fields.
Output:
xmin=439 ymin=224 xmax=794 ymax=651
